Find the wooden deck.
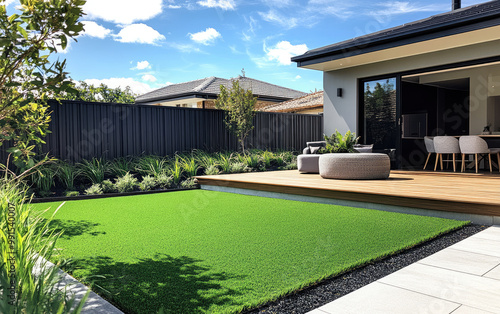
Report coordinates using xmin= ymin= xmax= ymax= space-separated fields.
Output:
xmin=196 ymin=170 xmax=500 ymax=217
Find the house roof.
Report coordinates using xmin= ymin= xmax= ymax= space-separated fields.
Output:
xmin=292 ymin=1 xmax=500 ymax=67
xmin=136 ymin=76 xmax=307 ymax=104
xmin=261 ymin=91 xmax=323 ymax=113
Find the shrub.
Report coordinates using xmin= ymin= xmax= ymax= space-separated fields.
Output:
xmin=101 ymin=179 xmax=115 ymax=193
xmin=0 ymin=179 xmax=89 ymax=312
xmin=139 ymin=175 xmax=157 ymax=191
xmin=319 ymin=130 xmax=360 ymax=154
xmin=109 ymin=157 xmax=136 ymax=177
xmin=230 ymin=162 xmax=249 ymax=173
xmin=65 ymin=191 xmax=80 ymax=197
xmin=283 ymin=162 xmax=297 ymax=170
xmin=136 ymin=156 xmax=169 ymax=177
xmin=169 ymin=158 xmax=184 ymax=186
xmin=56 ymin=161 xmax=79 ymax=190
xmin=78 ymin=158 xmax=108 ymax=184
xmin=114 ymin=172 xmax=138 ymax=193
xmin=204 ymin=164 xmax=220 ymax=175
xmin=155 ymin=173 xmax=173 ymax=189
xmin=217 ymin=152 xmax=233 ymax=173
xmin=180 ymin=155 xmax=199 ymax=178
xmin=180 ymin=178 xmax=197 ymax=189
xmin=242 ymin=154 xmax=260 ymax=169
xmin=30 ymin=163 xmax=57 ymax=194
xmin=85 ymin=183 xmax=103 ymax=195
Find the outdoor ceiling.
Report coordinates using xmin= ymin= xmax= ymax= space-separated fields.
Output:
xmin=302 ymin=25 xmax=500 ymax=72
xmin=154 ymin=97 xmax=205 ymax=106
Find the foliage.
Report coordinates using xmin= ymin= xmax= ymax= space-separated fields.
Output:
xmin=30 ymin=163 xmax=56 ymax=195
xmin=100 ymin=179 xmax=115 ymax=193
xmin=215 ymin=80 xmax=257 ymax=153
xmin=85 ymin=184 xmax=103 ymax=195
xmin=216 ymin=152 xmax=233 ymax=173
xmin=56 ymin=161 xmax=79 ymax=190
xmin=78 ymin=158 xmax=107 ymax=184
xmin=139 ymin=175 xmax=157 ymax=191
xmin=155 ymin=173 xmax=173 ymax=189
xmin=109 ymin=157 xmax=136 ymax=178
xmin=114 ymin=172 xmax=138 ymax=193
xmin=169 ymin=158 xmax=183 ymax=186
xmin=64 ymin=191 xmax=79 ymax=197
xmin=180 ymin=178 xmax=197 ymax=189
xmin=64 ymin=81 xmax=136 ymax=104
xmin=0 ymin=0 xmax=85 ymax=169
xmin=0 ymin=179 xmax=89 ymax=313
xmin=179 ymin=155 xmax=199 ymax=178
xmin=319 ymin=130 xmax=360 ymax=154
xmin=204 ymin=164 xmax=220 ymax=175
xmin=33 ymin=190 xmax=467 ymax=313
xmin=135 ymin=156 xmax=168 ymax=177
xmin=230 ymin=162 xmax=249 ymax=173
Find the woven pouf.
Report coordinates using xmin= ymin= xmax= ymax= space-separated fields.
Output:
xmin=297 ymin=154 xmax=321 ymax=173
xmin=319 ymin=153 xmax=390 ymax=180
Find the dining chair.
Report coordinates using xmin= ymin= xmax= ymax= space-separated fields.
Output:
xmin=459 ymin=135 xmax=500 ymax=173
xmin=423 ymin=136 xmax=435 ymax=170
xmin=433 ymin=136 xmax=461 ymax=172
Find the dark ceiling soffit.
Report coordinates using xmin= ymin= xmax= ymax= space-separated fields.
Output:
xmin=293 ymin=16 xmax=500 ymax=67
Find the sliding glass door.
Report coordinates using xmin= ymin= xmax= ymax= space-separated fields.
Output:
xmin=360 ymin=77 xmax=399 ymax=167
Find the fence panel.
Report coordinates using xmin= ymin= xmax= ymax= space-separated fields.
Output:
xmin=0 ymin=100 xmax=323 ymax=163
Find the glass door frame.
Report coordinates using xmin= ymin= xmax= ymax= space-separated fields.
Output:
xmin=357 ymin=74 xmax=402 ymax=169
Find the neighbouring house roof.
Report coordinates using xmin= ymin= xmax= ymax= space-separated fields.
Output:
xmin=261 ymin=91 xmax=323 ymax=113
xmin=292 ymin=1 xmax=500 ymax=67
xmin=136 ymin=76 xmax=307 ymax=104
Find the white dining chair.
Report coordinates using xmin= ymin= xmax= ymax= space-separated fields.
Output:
xmin=459 ymin=136 xmax=500 ymax=173
xmin=433 ymin=136 xmax=461 ymax=172
xmin=423 ymin=136 xmax=435 ymax=170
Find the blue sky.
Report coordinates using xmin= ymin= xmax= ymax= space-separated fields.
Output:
xmin=7 ymin=0 xmax=487 ymax=95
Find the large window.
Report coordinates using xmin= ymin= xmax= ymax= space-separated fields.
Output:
xmin=362 ymin=78 xmax=398 ymax=151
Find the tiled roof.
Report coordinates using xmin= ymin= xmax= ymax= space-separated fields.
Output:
xmin=292 ymin=1 xmax=500 ymax=63
xmin=136 ymin=76 xmax=307 ymax=103
xmin=261 ymin=91 xmax=323 ymax=113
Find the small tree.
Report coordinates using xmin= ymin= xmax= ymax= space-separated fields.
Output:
xmin=0 ymin=0 xmax=85 ymax=169
xmin=215 ymin=80 xmax=257 ymax=153
xmin=64 ymin=81 xmax=136 ymax=104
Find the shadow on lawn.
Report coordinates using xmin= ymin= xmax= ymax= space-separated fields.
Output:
xmin=44 ymin=219 xmax=106 ymax=239
xmin=67 ymin=254 xmax=247 ymax=313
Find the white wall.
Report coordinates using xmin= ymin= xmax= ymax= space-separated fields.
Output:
xmin=322 ymin=40 xmax=500 ymax=136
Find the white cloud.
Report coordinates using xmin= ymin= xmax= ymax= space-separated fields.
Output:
xmin=165 ymin=81 xmax=174 ymax=86
xmin=168 ymin=42 xmax=202 ymax=53
xmin=46 ymin=35 xmax=72 ymax=54
xmin=258 ymin=10 xmax=298 ymax=29
xmin=189 ymin=28 xmax=221 ymax=45
xmin=266 ymin=41 xmax=308 ymax=65
xmin=135 ymin=61 xmax=151 ymax=70
xmin=197 ymin=0 xmax=235 ymax=10
xmin=115 ymin=24 xmax=165 ymax=45
xmin=3 ymin=0 xmax=15 ymax=6
xmin=168 ymin=5 xmax=181 ymax=8
xmin=142 ymin=74 xmax=157 ymax=82
xmin=84 ymin=77 xmax=153 ymax=95
xmin=368 ymin=1 xmax=447 ymax=22
xmin=295 ymin=75 xmax=301 ymax=79
xmin=81 ymin=21 xmax=112 ymax=39
xmin=83 ymin=0 xmax=163 ymax=24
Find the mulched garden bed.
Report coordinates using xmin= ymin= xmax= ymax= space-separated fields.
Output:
xmin=247 ymin=224 xmax=487 ymax=314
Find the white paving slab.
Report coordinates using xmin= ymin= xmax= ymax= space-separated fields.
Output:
xmin=379 ymin=263 xmax=500 ymax=313
xmin=451 ymin=305 xmax=496 ymax=314
xmin=309 ymin=282 xmax=460 ymax=314
xmin=450 ymin=237 xmax=500 ymax=258
xmin=484 ymin=264 xmax=500 ymax=280
xmin=470 ymin=226 xmax=500 ymax=241
xmin=418 ymin=248 xmax=500 ymax=276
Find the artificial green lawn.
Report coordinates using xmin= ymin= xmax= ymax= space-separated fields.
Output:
xmin=34 ymin=190 xmax=467 ymax=313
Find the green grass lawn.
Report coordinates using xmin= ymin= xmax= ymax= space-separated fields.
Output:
xmin=34 ymin=190 xmax=467 ymax=313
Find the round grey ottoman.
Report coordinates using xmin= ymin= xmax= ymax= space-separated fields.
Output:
xmin=319 ymin=153 xmax=390 ymax=180
xmin=297 ymin=154 xmax=321 ymax=173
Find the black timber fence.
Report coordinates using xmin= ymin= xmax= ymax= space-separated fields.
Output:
xmin=1 ymin=100 xmax=323 ymax=163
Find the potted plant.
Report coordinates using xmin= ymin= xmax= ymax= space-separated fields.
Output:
xmin=318 ymin=130 xmax=360 ymax=153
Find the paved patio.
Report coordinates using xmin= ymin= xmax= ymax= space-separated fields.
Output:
xmin=308 ymin=225 xmax=500 ymax=314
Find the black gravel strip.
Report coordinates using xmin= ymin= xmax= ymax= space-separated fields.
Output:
xmin=246 ymin=224 xmax=487 ymax=314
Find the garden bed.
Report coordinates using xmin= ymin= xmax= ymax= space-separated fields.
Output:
xmin=34 ymin=190 xmax=468 ymax=313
